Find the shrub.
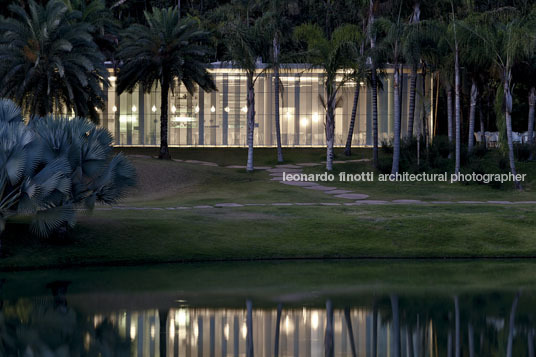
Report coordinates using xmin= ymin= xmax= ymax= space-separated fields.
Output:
xmin=0 ymin=99 xmax=136 ymax=237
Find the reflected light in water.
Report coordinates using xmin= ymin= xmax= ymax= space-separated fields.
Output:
xmin=311 ymin=311 xmax=319 ymax=330
xmin=241 ymin=322 xmax=247 ymax=339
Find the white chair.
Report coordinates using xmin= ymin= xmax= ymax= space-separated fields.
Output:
xmin=486 ymin=132 xmax=499 ymax=148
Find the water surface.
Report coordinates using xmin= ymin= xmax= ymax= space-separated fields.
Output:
xmin=1 ymin=260 xmax=535 ymax=356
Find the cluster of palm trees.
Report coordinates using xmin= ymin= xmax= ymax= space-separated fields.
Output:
xmin=1 ymin=0 xmax=535 ymax=188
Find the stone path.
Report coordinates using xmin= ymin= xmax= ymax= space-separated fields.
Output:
xmin=120 ymin=155 xmax=536 ymax=209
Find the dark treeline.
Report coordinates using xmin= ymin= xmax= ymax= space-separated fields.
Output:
xmin=1 ymin=0 xmax=536 ymax=187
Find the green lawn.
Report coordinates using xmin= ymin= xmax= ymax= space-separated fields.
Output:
xmin=2 ymin=148 xmax=536 ymax=270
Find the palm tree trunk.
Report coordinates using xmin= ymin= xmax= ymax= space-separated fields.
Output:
xmin=468 ymin=79 xmax=478 ymax=153
xmin=447 ymin=85 xmax=454 ymax=142
xmin=159 ymin=77 xmax=171 ymax=159
xmin=344 ymin=307 xmax=357 ymax=357
xmin=454 ymin=44 xmax=461 ymax=174
xmin=372 ymin=302 xmax=378 ymax=357
xmin=454 ymin=296 xmax=460 ymax=357
xmin=273 ymin=35 xmax=284 ymax=163
xmin=422 ymin=63 xmax=429 ymax=150
xmin=391 ymin=294 xmax=400 ymax=357
xmin=325 ymin=82 xmax=336 ymax=171
xmin=480 ymin=107 xmax=486 ymax=147
xmin=246 ymin=300 xmax=254 ymax=357
xmin=369 ymin=0 xmax=378 ymax=168
xmin=407 ymin=64 xmax=417 ymax=137
xmin=274 ymin=303 xmax=282 ymax=357
xmin=246 ymin=73 xmax=255 ymax=172
xmin=468 ymin=322 xmax=474 ymax=357
xmin=528 ymin=87 xmax=535 ymax=160
xmin=504 ymin=74 xmax=522 ymax=190
xmin=344 ymin=85 xmax=360 ymax=156
xmin=506 ymin=292 xmax=520 ymax=357
xmin=391 ymin=64 xmax=401 ymax=176
xmin=528 ymin=329 xmax=534 ymax=357
xmin=325 ymin=299 xmax=334 ymax=357
xmin=372 ymin=66 xmax=379 ymax=167
xmin=158 ymin=309 xmax=169 ymax=357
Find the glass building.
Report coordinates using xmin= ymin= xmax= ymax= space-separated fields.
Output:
xmin=100 ymin=63 xmax=433 ymax=147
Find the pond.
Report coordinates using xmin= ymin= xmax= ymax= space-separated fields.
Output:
xmin=0 ymin=260 xmax=535 ymax=356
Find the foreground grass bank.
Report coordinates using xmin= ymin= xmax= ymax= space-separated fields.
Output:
xmin=2 ymin=204 xmax=536 ymax=270
xmin=2 ymin=148 xmax=536 ymax=270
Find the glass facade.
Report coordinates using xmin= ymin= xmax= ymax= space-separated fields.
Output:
xmin=101 ymin=66 xmax=433 ymax=147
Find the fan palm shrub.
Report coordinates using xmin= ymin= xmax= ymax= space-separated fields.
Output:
xmin=0 ymin=99 xmax=136 ymax=241
xmin=0 ymin=0 xmax=109 ymax=122
xmin=116 ymin=7 xmax=216 ymax=160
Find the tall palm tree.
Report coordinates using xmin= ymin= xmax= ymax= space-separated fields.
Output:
xmin=62 ymin=0 xmax=120 ymax=60
xmin=294 ymin=23 xmax=361 ymax=171
xmin=214 ymin=0 xmax=266 ymax=172
xmin=405 ymin=2 xmax=421 ymax=138
xmin=374 ymin=10 xmax=405 ymax=176
xmin=344 ymin=0 xmax=369 ymax=157
xmin=116 ymin=7 xmax=216 ymax=160
xmin=262 ymin=0 xmax=293 ymax=163
xmin=0 ymin=0 xmax=109 ymax=121
xmin=461 ymin=7 xmax=536 ymax=189
xmin=369 ymin=0 xmax=380 ymax=168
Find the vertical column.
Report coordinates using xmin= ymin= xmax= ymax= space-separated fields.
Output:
xmin=198 ymin=90 xmax=204 ymax=145
xmin=138 ymin=89 xmax=144 ymax=145
xmin=222 ymin=74 xmax=229 ymax=145
xmin=264 ymin=72 xmax=273 ymax=146
xmin=294 ymin=76 xmax=300 ymax=146
xmin=210 ymin=90 xmax=217 ymax=145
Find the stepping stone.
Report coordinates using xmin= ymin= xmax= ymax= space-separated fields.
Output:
xmin=346 ymin=159 xmax=371 ymax=163
xmin=513 ymin=201 xmax=536 ymax=204
xmin=334 ymin=193 xmax=369 ymax=200
xmin=305 ymin=186 xmax=337 ymax=191
xmin=184 ymin=160 xmax=218 ymax=166
xmin=175 ymin=207 xmax=191 ymax=210
xmin=172 ymin=159 xmax=184 ymax=162
xmin=295 ymin=202 xmax=317 ymax=206
xmin=430 ymin=201 xmax=454 ymax=204
xmin=392 ymin=199 xmax=425 ymax=204
xmin=325 ymin=190 xmax=354 ymax=195
xmin=244 ymin=203 xmax=266 ymax=206
xmin=457 ymin=201 xmax=485 ymax=204
xmin=350 ymin=200 xmax=388 ymax=205
xmin=487 ymin=201 xmax=512 ymax=204
xmin=165 ymin=207 xmax=176 ymax=210
xmin=267 ymin=168 xmax=303 ymax=173
xmin=193 ymin=205 xmax=213 ymax=209
xmin=128 ymin=154 xmax=152 ymax=158
xmin=296 ymin=163 xmax=321 ymax=166
xmin=275 ymin=164 xmax=302 ymax=168
xmin=280 ymin=181 xmax=318 ymax=187
xmin=215 ymin=203 xmax=244 ymax=207
xmin=271 ymin=203 xmax=294 ymax=206
xmin=320 ymin=202 xmax=341 ymax=206
xmin=226 ymin=165 xmax=246 ymax=169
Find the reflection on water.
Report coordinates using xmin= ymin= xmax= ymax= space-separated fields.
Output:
xmin=0 ymin=262 xmax=535 ymax=356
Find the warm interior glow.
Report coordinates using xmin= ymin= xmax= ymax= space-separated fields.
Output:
xmin=132 ymin=105 xmax=137 ymax=112
xmin=171 ymin=105 xmax=176 ymax=113
xmin=211 ymin=105 xmax=216 ymax=113
xmin=151 ymin=105 xmax=157 ymax=112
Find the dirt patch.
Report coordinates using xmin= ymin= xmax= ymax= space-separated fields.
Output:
xmin=124 ymin=158 xmax=202 ymax=202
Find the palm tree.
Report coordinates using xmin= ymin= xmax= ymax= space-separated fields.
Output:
xmin=344 ymin=0 xmax=369 ymax=157
xmin=0 ymin=0 xmax=109 ymax=121
xmin=294 ymin=23 xmax=361 ymax=171
xmin=214 ymin=0 xmax=266 ymax=172
xmin=61 ymin=0 xmax=120 ymax=60
xmin=461 ymin=7 xmax=536 ymax=189
xmin=405 ymin=2 xmax=421 ymax=138
xmin=369 ymin=0 xmax=379 ymax=168
xmin=116 ymin=7 xmax=216 ymax=160
xmin=262 ymin=0 xmax=293 ymax=163
xmin=374 ymin=10 xmax=405 ymax=176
